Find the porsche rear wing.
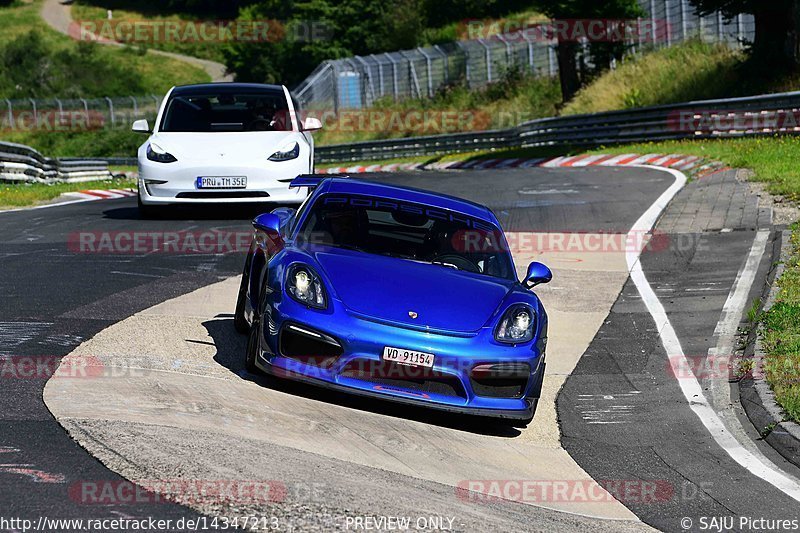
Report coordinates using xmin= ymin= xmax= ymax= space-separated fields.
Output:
xmin=289 ymin=174 xmax=348 ymax=190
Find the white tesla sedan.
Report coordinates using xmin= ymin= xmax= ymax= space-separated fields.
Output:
xmin=132 ymin=83 xmax=322 ymax=216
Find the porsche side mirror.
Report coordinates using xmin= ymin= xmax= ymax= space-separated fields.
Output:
xmin=253 ymin=213 xmax=284 ymax=254
xmin=253 ymin=213 xmax=282 ymax=235
xmin=132 ymin=119 xmax=151 ymax=134
xmin=524 ymin=262 xmax=552 ymax=288
xmin=302 ymin=117 xmax=323 ymax=131
xmin=270 ymin=207 xmax=297 ymax=228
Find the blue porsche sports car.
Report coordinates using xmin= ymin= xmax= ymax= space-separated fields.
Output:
xmin=234 ymin=175 xmax=552 ymax=423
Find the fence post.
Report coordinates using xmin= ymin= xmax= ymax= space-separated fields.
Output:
xmin=353 ymin=56 xmax=375 ymax=106
xmin=56 ymin=98 xmax=63 ymax=115
xmin=417 ymin=47 xmax=435 ymax=97
xmin=664 ymin=1 xmax=671 ymax=46
xmin=717 ymin=11 xmax=723 ymax=42
xmin=384 ymin=53 xmax=399 ymax=102
xmin=478 ymin=39 xmax=492 ymax=83
xmin=736 ymin=14 xmax=743 ymax=45
xmin=548 ymin=46 xmax=557 ymax=77
xmin=104 ymin=97 xmax=115 ymax=127
xmin=679 ymin=0 xmax=686 ymax=42
xmin=650 ymin=0 xmax=657 ymax=45
xmin=456 ymin=42 xmax=471 ymax=87
xmin=521 ymin=31 xmax=534 ymax=71
xmin=434 ymin=45 xmax=450 ymax=84
xmin=5 ymin=99 xmax=12 ymax=129
xmin=376 ymin=57 xmax=385 ymax=97
xmin=29 ymin=98 xmax=37 ymax=124
xmin=130 ymin=96 xmax=138 ymax=116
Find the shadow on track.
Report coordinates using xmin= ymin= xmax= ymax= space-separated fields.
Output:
xmin=101 ymin=203 xmax=296 ymax=222
xmin=202 ymin=316 xmax=524 ymax=438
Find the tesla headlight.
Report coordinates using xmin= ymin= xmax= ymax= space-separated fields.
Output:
xmin=146 ymin=143 xmax=177 ymax=163
xmin=286 ymin=264 xmax=327 ymax=309
xmin=268 ymin=142 xmax=300 ymax=162
xmin=495 ymin=305 xmax=535 ymax=344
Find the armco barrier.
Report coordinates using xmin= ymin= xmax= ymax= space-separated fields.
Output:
xmin=313 ymin=90 xmax=800 ymax=163
xmin=0 ymin=141 xmax=112 ymax=183
xmin=55 ymin=89 xmax=800 ymax=168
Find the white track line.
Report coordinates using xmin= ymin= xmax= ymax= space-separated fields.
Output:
xmin=627 ymin=165 xmax=800 ymax=502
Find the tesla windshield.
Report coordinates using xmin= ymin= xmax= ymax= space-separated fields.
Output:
xmin=297 ymin=194 xmax=515 ymax=280
xmin=159 ymin=89 xmax=292 ymax=132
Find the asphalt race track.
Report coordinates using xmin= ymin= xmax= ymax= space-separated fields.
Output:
xmin=2 ymin=166 xmax=800 ymax=532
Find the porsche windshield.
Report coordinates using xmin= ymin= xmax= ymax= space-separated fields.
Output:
xmin=297 ymin=194 xmax=515 ymax=280
xmin=159 ymin=89 xmax=292 ymax=132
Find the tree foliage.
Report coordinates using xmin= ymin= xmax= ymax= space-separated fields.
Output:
xmin=222 ymin=0 xmax=537 ymax=86
xmin=688 ymin=0 xmax=800 ymax=69
xmin=534 ymin=0 xmax=643 ymax=102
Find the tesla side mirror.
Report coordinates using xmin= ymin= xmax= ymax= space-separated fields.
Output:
xmin=132 ymin=119 xmax=151 ymax=134
xmin=270 ymin=207 xmax=297 ymax=228
xmin=302 ymin=117 xmax=323 ymax=131
xmin=524 ymin=262 xmax=552 ymax=288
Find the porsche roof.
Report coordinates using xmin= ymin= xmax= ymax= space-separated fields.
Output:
xmin=314 ymin=177 xmax=497 ymax=224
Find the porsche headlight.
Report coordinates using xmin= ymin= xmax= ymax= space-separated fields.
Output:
xmin=286 ymin=264 xmax=326 ymax=309
xmin=495 ymin=305 xmax=535 ymax=344
xmin=146 ymin=143 xmax=177 ymax=163
xmin=269 ymin=142 xmax=300 ymax=162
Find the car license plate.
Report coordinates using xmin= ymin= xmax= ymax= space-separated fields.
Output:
xmin=382 ymin=347 xmax=435 ymax=368
xmin=196 ymin=177 xmax=247 ymax=189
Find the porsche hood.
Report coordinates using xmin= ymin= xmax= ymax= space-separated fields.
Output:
xmin=313 ymin=250 xmax=515 ymax=333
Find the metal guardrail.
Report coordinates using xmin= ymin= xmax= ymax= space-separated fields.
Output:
xmin=50 ymin=90 xmax=800 ymax=168
xmin=313 ymin=90 xmax=800 ymax=163
xmin=0 ymin=141 xmax=112 ymax=183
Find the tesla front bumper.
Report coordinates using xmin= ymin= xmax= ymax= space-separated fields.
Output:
xmin=138 ymin=158 xmax=308 ymax=205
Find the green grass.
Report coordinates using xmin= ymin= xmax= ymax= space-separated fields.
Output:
xmin=0 ymin=177 xmax=136 ymax=209
xmin=586 ymin=137 xmax=800 ymax=201
xmin=72 ymin=1 xmax=226 ymax=64
xmin=564 ymin=39 xmax=800 ymax=115
xmin=761 ymin=225 xmax=800 ymax=423
xmin=1 ymin=128 xmax=143 ymax=158
xmin=0 ymin=0 xmax=208 ymax=100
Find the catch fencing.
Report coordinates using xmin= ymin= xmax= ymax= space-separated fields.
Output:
xmin=294 ymin=0 xmax=754 ymax=113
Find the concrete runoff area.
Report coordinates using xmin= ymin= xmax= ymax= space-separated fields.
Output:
xmin=43 ymin=167 xmax=678 ymax=530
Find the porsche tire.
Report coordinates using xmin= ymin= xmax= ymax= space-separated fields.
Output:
xmin=245 ymin=320 xmax=262 ymax=375
xmin=233 ymin=271 xmax=250 ymax=335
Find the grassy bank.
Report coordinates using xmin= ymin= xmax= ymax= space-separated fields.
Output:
xmin=0 ymin=177 xmax=136 ymax=209
xmin=72 ymin=1 xmax=226 ymax=63
xmin=0 ymin=0 xmax=208 ymax=100
xmin=761 ymin=226 xmax=800 ymax=423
